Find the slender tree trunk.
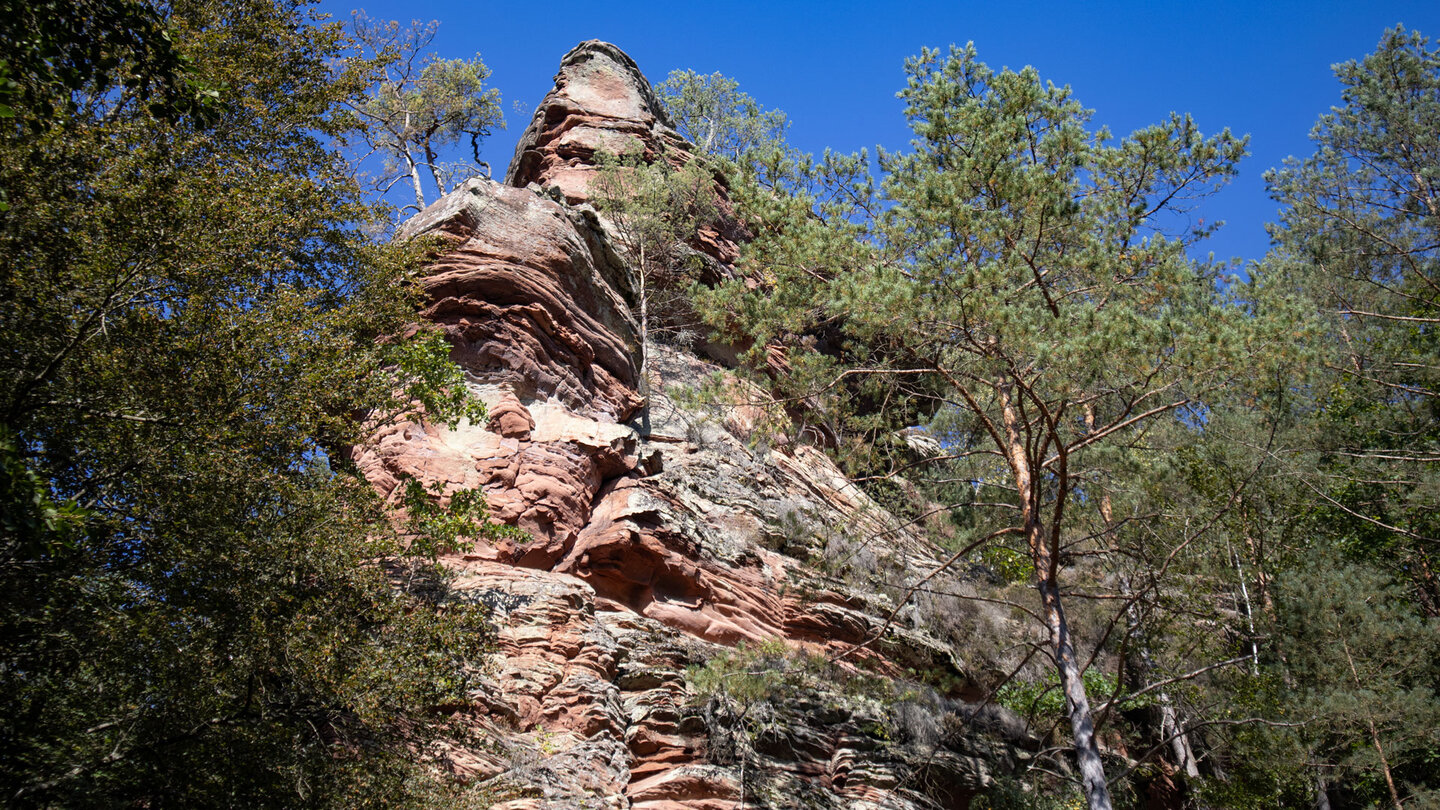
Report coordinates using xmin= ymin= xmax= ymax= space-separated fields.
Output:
xmin=1004 ymin=387 xmax=1113 ymax=810
xmin=1242 ymin=524 xmax=1274 ymax=612
xmin=1315 ymin=771 xmax=1333 ymax=810
xmin=1411 ymin=547 xmax=1440 ymax=618
xmin=403 ymin=149 xmax=426 ymax=210
xmin=1160 ymin=700 xmax=1201 ymax=779
xmin=637 ymin=243 xmax=649 ymax=398
xmin=1120 ymin=572 xmax=1202 ymax=782
xmin=1342 ymin=639 xmax=1404 ymax=810
xmin=702 ymin=118 xmax=717 ymax=155
xmin=424 ymin=137 xmax=447 ymax=196
xmin=1229 ymin=542 xmax=1261 ymax=675
xmin=1038 ymin=577 xmax=1114 ymax=810
xmin=401 ymin=110 xmax=426 ymax=209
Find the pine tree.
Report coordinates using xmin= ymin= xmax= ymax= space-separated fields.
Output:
xmin=701 ymin=43 xmax=1272 ymax=810
xmin=1264 ymin=25 xmax=1440 ymax=610
xmin=656 ymin=69 xmax=788 ymax=162
xmin=588 ymin=147 xmax=719 ymax=390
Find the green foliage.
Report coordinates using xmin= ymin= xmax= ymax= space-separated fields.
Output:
xmin=656 ymin=68 xmax=788 ymax=161
xmin=0 ymin=0 xmax=218 ymax=127
xmin=689 ymin=638 xmax=821 ymax=705
xmin=1199 ymin=557 xmax=1440 ymax=809
xmin=1262 ymin=25 xmax=1440 ymax=608
xmin=1274 ymin=559 xmax=1438 ymax=804
xmin=0 ymin=1 xmax=507 ymax=805
xmin=0 ymin=0 xmax=223 ymax=213
xmin=997 ymin=669 xmax=1151 ymax=721
xmin=868 ymin=42 xmax=1255 ymax=407
xmin=701 ymin=42 xmax=1268 ymax=809
xmin=693 ymin=144 xmax=886 ymax=452
xmin=1202 ymin=29 xmax=1440 ymax=802
xmin=589 ymin=146 xmax=721 ymax=356
xmin=403 ymin=478 xmax=529 ymax=558
xmin=342 ymin=13 xmax=503 ymax=211
xmin=395 ymin=330 xmax=488 ymax=428
xmin=591 ymin=147 xmax=721 ymax=271
xmin=981 ymin=545 xmax=1035 ymax=584
xmin=0 ymin=427 xmax=86 ymax=560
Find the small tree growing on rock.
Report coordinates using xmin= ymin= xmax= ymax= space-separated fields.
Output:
xmin=656 ymin=69 xmax=789 ymax=162
xmin=588 ymin=147 xmax=720 ymax=390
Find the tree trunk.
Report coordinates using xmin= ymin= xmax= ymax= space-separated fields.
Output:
xmin=702 ymin=118 xmax=717 ymax=155
xmin=1005 ymin=387 xmax=1113 ymax=810
xmin=637 ymin=243 xmax=649 ymax=398
xmin=401 ymin=110 xmax=426 ymax=210
xmin=1343 ymin=639 xmax=1404 ymax=810
xmin=1160 ymin=700 xmax=1201 ymax=779
xmin=403 ymin=149 xmax=426 ymax=210
xmin=1120 ymin=572 xmax=1202 ymax=783
xmin=1315 ymin=772 xmax=1333 ymax=810
xmin=424 ymin=137 xmax=447 ymax=196
xmin=1040 ymin=578 xmax=1115 ymax=810
xmin=1229 ymin=543 xmax=1260 ymax=675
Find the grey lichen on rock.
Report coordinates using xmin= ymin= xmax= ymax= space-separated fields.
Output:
xmin=361 ymin=40 xmax=1026 ymax=810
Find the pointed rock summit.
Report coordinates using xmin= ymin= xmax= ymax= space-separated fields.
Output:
xmin=362 ymin=41 xmax=1025 ymax=808
xmin=505 ymin=40 xmax=687 ymax=204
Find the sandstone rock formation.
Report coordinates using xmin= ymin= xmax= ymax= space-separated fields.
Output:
xmin=505 ymin=41 xmax=681 ymax=206
xmin=505 ymin=40 xmax=744 ymax=273
xmin=357 ymin=40 xmax=1032 ymax=809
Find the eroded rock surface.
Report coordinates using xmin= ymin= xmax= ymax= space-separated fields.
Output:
xmin=504 ymin=40 xmax=744 ymax=274
xmin=359 ymin=40 xmax=1026 ymax=809
xmin=505 ymin=41 xmax=681 ymax=207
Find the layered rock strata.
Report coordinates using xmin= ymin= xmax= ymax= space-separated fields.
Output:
xmin=357 ymin=40 xmax=1029 ymax=809
xmin=505 ymin=41 xmax=680 ymax=206
xmin=505 ymin=40 xmax=744 ymax=273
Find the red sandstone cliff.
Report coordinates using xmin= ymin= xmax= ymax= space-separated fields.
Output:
xmin=355 ymin=41 xmax=1030 ymax=809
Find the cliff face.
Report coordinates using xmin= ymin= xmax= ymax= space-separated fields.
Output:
xmin=357 ymin=41 xmax=1028 ymax=809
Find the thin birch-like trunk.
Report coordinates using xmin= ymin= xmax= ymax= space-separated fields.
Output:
xmin=406 ymin=156 xmax=425 ymax=209
xmin=1229 ymin=543 xmax=1260 ymax=675
xmin=637 ymin=243 xmax=649 ymax=398
xmin=402 ymin=110 xmax=426 ymax=209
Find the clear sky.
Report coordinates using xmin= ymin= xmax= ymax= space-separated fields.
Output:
xmin=317 ymin=0 xmax=1440 ymax=266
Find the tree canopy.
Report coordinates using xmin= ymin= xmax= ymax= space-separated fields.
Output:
xmin=690 ymin=41 xmax=1394 ymax=810
xmin=342 ymin=13 xmax=503 ymax=213
xmin=0 ymin=1 xmax=507 ymax=805
xmin=4 ymin=6 xmax=1439 ymax=808
xmin=656 ymin=68 xmax=789 ymax=162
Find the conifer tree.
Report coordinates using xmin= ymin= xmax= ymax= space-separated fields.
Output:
xmin=588 ymin=147 xmax=719 ymax=389
xmin=1193 ymin=26 xmax=1440 ymax=807
xmin=656 ymin=69 xmax=788 ymax=162
xmin=1264 ymin=25 xmax=1440 ymax=609
xmin=701 ymin=44 xmax=1269 ymax=809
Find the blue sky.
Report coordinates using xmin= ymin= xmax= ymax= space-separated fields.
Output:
xmin=318 ymin=0 xmax=1440 ymax=265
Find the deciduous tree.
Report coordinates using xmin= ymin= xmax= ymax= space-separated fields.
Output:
xmin=0 ymin=1 xmax=506 ymax=805
xmin=342 ymin=13 xmax=503 ymax=212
